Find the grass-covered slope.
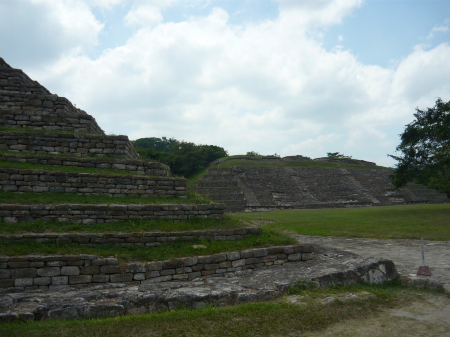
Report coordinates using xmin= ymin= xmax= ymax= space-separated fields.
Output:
xmin=210 ymin=155 xmax=386 ymax=170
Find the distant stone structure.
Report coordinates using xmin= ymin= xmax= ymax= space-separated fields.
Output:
xmin=194 ymin=158 xmax=449 ymax=212
xmin=282 ymin=155 xmax=311 ymax=161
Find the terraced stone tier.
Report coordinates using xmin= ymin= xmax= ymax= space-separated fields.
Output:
xmin=0 ymin=168 xmax=187 ymax=198
xmin=0 ymin=131 xmax=139 ymax=159
xmin=0 ymin=58 xmax=103 ymax=134
xmin=195 ymin=167 xmax=449 ymax=212
xmin=0 ymin=168 xmax=187 ymax=197
xmin=0 ymin=244 xmax=314 ymax=290
xmin=0 ymin=226 xmax=260 ymax=246
xmin=0 ymin=153 xmax=170 ymax=177
xmin=0 ymin=203 xmax=224 ymax=223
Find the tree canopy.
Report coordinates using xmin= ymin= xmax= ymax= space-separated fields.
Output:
xmin=132 ymin=137 xmax=228 ymax=178
xmin=389 ymin=98 xmax=450 ymax=196
xmin=327 ymin=152 xmax=352 ymax=159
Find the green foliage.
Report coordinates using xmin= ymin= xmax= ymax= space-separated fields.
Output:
xmin=327 ymin=152 xmax=352 ymax=159
xmin=132 ymin=137 xmax=177 ymax=152
xmin=389 ymin=98 xmax=450 ymax=196
xmin=246 ymin=151 xmax=260 ymax=156
xmin=133 ymin=137 xmax=228 ymax=177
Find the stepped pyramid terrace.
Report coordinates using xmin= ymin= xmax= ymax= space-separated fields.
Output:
xmin=0 ymin=58 xmax=416 ymax=321
xmin=193 ymin=156 xmax=449 ymax=213
xmin=0 ymin=57 xmax=224 ymax=223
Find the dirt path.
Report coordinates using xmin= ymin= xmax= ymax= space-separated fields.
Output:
xmin=289 ymin=234 xmax=450 ymax=288
xmin=302 ymin=293 xmax=450 ymax=337
xmin=285 ymin=234 xmax=450 ymax=336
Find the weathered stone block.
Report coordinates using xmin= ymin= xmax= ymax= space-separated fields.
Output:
xmin=100 ymin=266 xmax=122 ymax=274
xmin=232 ymin=259 xmax=245 ymax=268
xmin=51 ymin=276 xmax=68 ymax=285
xmin=61 ymin=266 xmax=80 ymax=276
xmin=10 ymin=268 xmax=37 ymax=278
xmin=15 ymin=278 xmax=33 ymax=287
xmin=287 ymin=253 xmax=302 ymax=262
xmin=69 ymin=275 xmax=92 ymax=284
xmin=80 ymin=266 xmax=100 ymax=274
xmin=109 ymin=273 xmax=133 ymax=283
xmin=34 ymin=277 xmax=51 ymax=286
xmin=37 ymin=267 xmax=60 ymax=277
xmin=92 ymin=275 xmax=110 ymax=283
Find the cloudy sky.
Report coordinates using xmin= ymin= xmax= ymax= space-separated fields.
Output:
xmin=1 ymin=0 xmax=450 ymax=166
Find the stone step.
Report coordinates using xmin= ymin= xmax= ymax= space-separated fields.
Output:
xmin=0 ymin=203 xmax=224 ymax=224
xmin=0 ymin=153 xmax=170 ymax=177
xmin=0 ymin=131 xmax=140 ymax=160
xmin=0 ymin=168 xmax=187 ymax=198
xmin=0 ymin=226 xmax=258 ymax=245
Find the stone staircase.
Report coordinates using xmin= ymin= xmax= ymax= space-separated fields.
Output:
xmin=194 ymin=165 xmax=449 ymax=212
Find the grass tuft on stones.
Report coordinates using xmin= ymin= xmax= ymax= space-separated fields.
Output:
xmin=0 ymin=190 xmax=211 ymax=205
xmin=0 ymin=229 xmax=295 ymax=262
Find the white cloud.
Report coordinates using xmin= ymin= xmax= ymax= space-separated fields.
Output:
xmin=276 ymin=0 xmax=363 ymax=28
xmin=125 ymin=5 xmax=163 ymax=26
xmin=391 ymin=43 xmax=450 ymax=105
xmin=282 ymin=134 xmax=342 ymax=158
xmin=0 ymin=0 xmax=103 ymax=67
xmin=426 ymin=24 xmax=449 ymax=39
xmin=2 ymin=0 xmax=450 ymax=165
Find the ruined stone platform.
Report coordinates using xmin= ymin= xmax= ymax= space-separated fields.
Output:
xmin=0 ymin=252 xmax=397 ymax=321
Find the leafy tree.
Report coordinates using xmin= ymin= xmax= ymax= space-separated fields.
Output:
xmin=133 ymin=137 xmax=228 ymax=177
xmin=246 ymin=151 xmax=260 ymax=156
xmin=389 ymin=98 xmax=450 ymax=196
xmin=327 ymin=152 xmax=352 ymax=159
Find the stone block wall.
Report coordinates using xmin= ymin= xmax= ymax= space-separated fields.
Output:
xmin=0 ymin=203 xmax=224 ymax=223
xmin=0 ymin=244 xmax=314 ymax=290
xmin=0 ymin=226 xmax=260 ymax=246
xmin=0 ymin=153 xmax=170 ymax=177
xmin=0 ymin=57 xmax=103 ymax=134
xmin=0 ymin=108 xmax=103 ymax=134
xmin=195 ymin=166 xmax=449 ymax=212
xmin=0 ymin=131 xmax=140 ymax=159
xmin=0 ymin=169 xmax=187 ymax=197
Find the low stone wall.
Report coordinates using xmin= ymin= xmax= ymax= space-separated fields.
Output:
xmin=0 ymin=203 xmax=224 ymax=223
xmin=0 ymin=131 xmax=139 ymax=159
xmin=0 ymin=244 xmax=314 ymax=290
xmin=0 ymin=226 xmax=255 ymax=245
xmin=0 ymin=168 xmax=186 ymax=198
xmin=0 ymin=153 xmax=170 ymax=177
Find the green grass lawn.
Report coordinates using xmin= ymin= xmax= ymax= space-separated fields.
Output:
xmin=0 ymin=281 xmax=443 ymax=337
xmin=232 ymin=203 xmax=450 ymax=241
